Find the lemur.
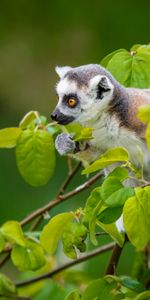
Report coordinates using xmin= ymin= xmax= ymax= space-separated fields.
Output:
xmin=51 ymin=64 xmax=150 ymax=180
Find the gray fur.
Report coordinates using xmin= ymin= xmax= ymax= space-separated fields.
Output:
xmin=55 ymin=133 xmax=76 ymax=155
xmin=108 ymin=85 xmax=130 ymax=128
xmin=64 ymin=64 xmax=119 ymax=88
xmin=54 ymin=64 xmax=150 ymax=176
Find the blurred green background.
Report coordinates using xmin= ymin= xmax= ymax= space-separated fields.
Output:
xmin=0 ymin=0 xmax=150 ymax=297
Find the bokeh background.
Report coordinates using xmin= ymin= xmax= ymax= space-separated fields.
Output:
xmin=0 ymin=0 xmax=150 ymax=298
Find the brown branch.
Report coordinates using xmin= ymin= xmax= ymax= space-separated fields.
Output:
xmin=29 ymin=216 xmax=42 ymax=231
xmin=67 ymin=156 xmax=73 ymax=174
xmin=21 ymin=172 xmax=102 ymax=227
xmin=28 ymin=162 xmax=81 ymax=231
xmin=0 ymin=253 xmax=10 ymax=268
xmin=0 ymin=295 xmax=32 ymax=300
xmin=105 ymin=243 xmax=124 ymax=275
xmin=15 ymin=242 xmax=115 ymax=287
xmin=56 ymin=161 xmax=81 ymax=196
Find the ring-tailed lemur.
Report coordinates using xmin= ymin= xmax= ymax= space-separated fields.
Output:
xmin=51 ymin=64 xmax=150 ymax=180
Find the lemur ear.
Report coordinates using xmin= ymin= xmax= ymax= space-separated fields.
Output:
xmin=89 ymin=75 xmax=112 ymax=99
xmin=55 ymin=66 xmax=72 ymax=78
xmin=89 ymin=75 xmax=111 ymax=90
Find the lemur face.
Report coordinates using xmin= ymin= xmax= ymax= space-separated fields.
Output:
xmin=51 ymin=64 xmax=114 ymax=125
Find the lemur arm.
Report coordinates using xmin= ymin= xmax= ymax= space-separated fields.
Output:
xmin=55 ymin=133 xmax=89 ymax=156
xmin=55 ymin=133 xmax=100 ymax=163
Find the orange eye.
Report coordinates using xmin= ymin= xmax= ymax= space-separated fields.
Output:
xmin=68 ymin=98 xmax=77 ymax=108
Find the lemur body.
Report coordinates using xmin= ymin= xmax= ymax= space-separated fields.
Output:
xmin=51 ymin=64 xmax=150 ymax=179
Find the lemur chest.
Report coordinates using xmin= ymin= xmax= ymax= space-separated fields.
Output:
xmin=88 ymin=113 xmax=150 ymax=168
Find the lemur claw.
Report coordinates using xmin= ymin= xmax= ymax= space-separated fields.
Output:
xmin=55 ymin=133 xmax=76 ymax=155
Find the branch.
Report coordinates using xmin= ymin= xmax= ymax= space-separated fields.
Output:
xmin=105 ymin=243 xmax=124 ymax=275
xmin=15 ymin=242 xmax=115 ymax=287
xmin=67 ymin=156 xmax=73 ymax=174
xmin=0 ymin=253 xmax=10 ymax=268
xmin=29 ymin=161 xmax=81 ymax=231
xmin=0 ymin=295 xmax=32 ymax=300
xmin=56 ymin=161 xmax=81 ymax=196
xmin=21 ymin=171 xmax=102 ymax=226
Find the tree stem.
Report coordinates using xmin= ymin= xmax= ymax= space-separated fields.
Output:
xmin=105 ymin=243 xmax=123 ymax=275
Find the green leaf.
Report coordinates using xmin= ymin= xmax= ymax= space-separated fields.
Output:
xmin=1 ymin=221 xmax=25 ymax=246
xmin=11 ymin=240 xmax=46 ymax=271
xmin=82 ymin=278 xmax=117 ymax=300
xmin=0 ymin=233 xmax=5 ymax=253
xmin=120 ymin=276 xmax=145 ymax=294
xmin=101 ymin=44 xmax=150 ymax=88
xmin=123 ymin=187 xmax=150 ymax=250
xmin=40 ymin=212 xmax=74 ymax=255
xmin=47 ymin=124 xmax=60 ymax=135
xmin=101 ymin=177 xmax=123 ymax=200
xmin=101 ymin=49 xmax=126 ymax=67
xmin=16 ymin=128 xmax=56 ymax=187
xmin=98 ymin=206 xmax=122 ymax=224
xmin=101 ymin=176 xmax=134 ymax=207
xmin=135 ymin=291 xmax=150 ymax=300
xmin=82 ymin=147 xmax=129 ymax=174
xmin=66 ymin=123 xmax=93 ymax=141
xmin=97 ymin=221 xmax=125 ymax=247
xmin=89 ymin=199 xmax=104 ymax=245
xmin=107 ymin=167 xmax=129 ymax=182
xmin=65 ymin=290 xmax=81 ymax=300
xmin=83 ymin=187 xmax=102 ymax=227
xmin=0 ymin=127 xmax=22 ymax=148
xmin=105 ymin=187 xmax=135 ymax=207
xmin=137 ymin=106 xmax=150 ymax=124
xmin=34 ymin=115 xmax=47 ymax=126
xmin=0 ymin=273 xmax=16 ymax=295
xmin=74 ymin=128 xmax=93 ymax=141
xmin=62 ymin=222 xmax=88 ymax=259
xmin=19 ymin=111 xmax=39 ymax=129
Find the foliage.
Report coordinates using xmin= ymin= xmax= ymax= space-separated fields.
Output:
xmin=0 ymin=43 xmax=150 ymax=299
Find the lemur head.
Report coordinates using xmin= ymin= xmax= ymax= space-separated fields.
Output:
xmin=51 ymin=64 xmax=121 ymax=125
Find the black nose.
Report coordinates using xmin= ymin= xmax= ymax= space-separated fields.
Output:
xmin=51 ymin=112 xmax=58 ymax=121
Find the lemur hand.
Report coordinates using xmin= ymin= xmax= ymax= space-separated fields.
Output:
xmin=55 ymin=133 xmax=78 ymax=155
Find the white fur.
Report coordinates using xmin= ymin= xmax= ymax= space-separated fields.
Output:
xmin=87 ymin=111 xmax=150 ymax=168
xmin=55 ymin=66 xmax=72 ymax=78
xmin=56 ymin=77 xmax=79 ymax=96
xmin=89 ymin=75 xmax=112 ymax=90
xmin=54 ymin=65 xmax=150 ymax=235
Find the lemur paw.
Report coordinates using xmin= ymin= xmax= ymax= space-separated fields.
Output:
xmin=55 ymin=133 xmax=76 ymax=156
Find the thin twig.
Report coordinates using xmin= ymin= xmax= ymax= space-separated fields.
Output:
xmin=67 ymin=156 xmax=73 ymax=174
xmin=29 ymin=215 xmax=43 ymax=231
xmin=21 ymin=172 xmax=102 ymax=227
xmin=0 ymin=253 xmax=10 ymax=268
xmin=28 ymin=162 xmax=81 ymax=231
xmin=95 ymin=232 xmax=109 ymax=236
xmin=105 ymin=243 xmax=124 ymax=275
xmin=15 ymin=242 xmax=115 ymax=287
xmin=0 ymin=294 xmax=32 ymax=300
xmin=57 ymin=161 xmax=81 ymax=196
